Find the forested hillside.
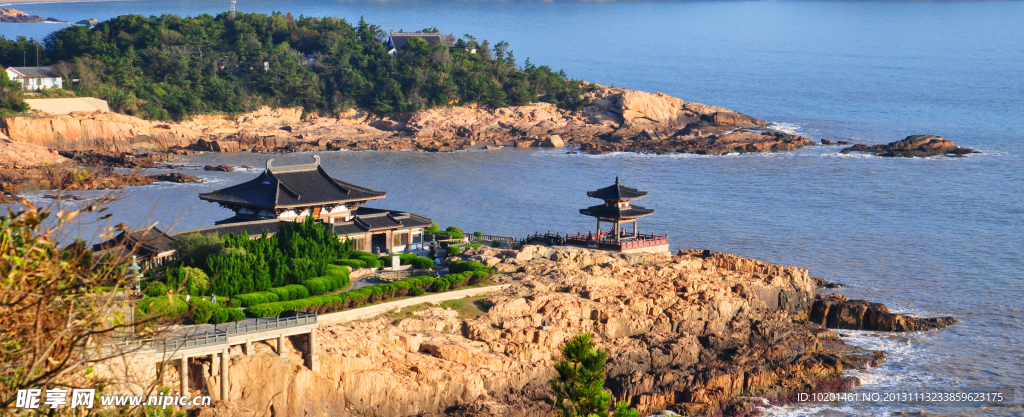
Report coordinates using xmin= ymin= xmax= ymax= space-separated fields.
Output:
xmin=1 ymin=12 xmax=592 ymax=120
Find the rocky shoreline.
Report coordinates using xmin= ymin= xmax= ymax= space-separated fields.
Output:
xmin=191 ymin=245 xmax=953 ymax=417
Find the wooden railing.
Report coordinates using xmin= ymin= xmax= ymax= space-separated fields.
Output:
xmin=476 ymin=234 xmax=517 ymax=243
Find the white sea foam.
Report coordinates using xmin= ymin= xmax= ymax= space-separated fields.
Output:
xmin=766 ymin=122 xmax=803 ymax=135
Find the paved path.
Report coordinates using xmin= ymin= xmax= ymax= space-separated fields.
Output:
xmin=318 ymin=284 xmax=511 ymax=326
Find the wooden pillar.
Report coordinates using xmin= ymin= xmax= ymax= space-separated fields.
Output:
xmin=307 ymin=330 xmax=320 ymax=372
xmin=614 ymin=220 xmax=620 ymax=243
xmin=220 ymin=347 xmax=229 ymax=401
xmin=179 ymin=356 xmax=188 ymax=395
xmin=634 ymin=220 xmax=638 ymax=238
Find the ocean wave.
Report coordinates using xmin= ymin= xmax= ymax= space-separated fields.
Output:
xmin=766 ymin=122 xmax=803 ymax=135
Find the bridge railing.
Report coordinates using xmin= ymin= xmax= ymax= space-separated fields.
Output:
xmin=225 ymin=311 xmax=317 ymax=337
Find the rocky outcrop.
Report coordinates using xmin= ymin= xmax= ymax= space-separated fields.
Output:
xmin=0 ymin=111 xmax=197 ymax=152
xmin=0 ymin=139 xmax=68 ymax=168
xmin=809 ymin=294 xmax=955 ymax=332
xmin=841 ymin=135 xmax=975 ymax=157
xmin=0 ymin=8 xmax=65 ymax=23
xmin=1 ymin=87 xmax=811 ymax=157
xmin=200 ymin=246 xmax=951 ymax=417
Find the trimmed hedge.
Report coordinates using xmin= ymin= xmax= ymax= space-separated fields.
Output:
xmin=234 ymin=291 xmax=280 ymax=307
xmin=448 ymin=260 xmax=493 ymax=276
xmin=411 ymin=257 xmax=434 ymax=269
xmin=378 ymin=253 xmax=434 ymax=270
xmin=245 ymin=272 xmax=486 ymax=318
xmin=281 ymin=284 xmax=310 ymax=300
xmin=446 ymin=246 xmax=461 ymax=257
xmin=302 ymin=277 xmax=330 ymax=295
xmin=334 ymin=258 xmax=366 ymax=269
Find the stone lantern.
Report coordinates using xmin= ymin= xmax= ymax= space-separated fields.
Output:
xmin=127 ymin=255 xmax=142 ymax=293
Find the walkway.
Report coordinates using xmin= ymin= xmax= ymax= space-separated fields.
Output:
xmin=319 ymin=284 xmax=511 ymax=325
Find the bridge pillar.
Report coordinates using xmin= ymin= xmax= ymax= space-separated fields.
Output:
xmin=245 ymin=340 xmax=254 ymax=356
xmin=278 ymin=334 xmax=289 ymax=363
xmin=210 ymin=353 xmax=219 ymax=377
xmin=306 ymin=330 xmax=320 ymax=373
xmin=179 ymin=356 xmax=188 ymax=395
xmin=220 ymin=347 xmax=230 ymax=401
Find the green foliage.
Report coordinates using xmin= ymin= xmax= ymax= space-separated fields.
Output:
xmin=280 ymin=284 xmax=309 ymax=300
xmin=473 ymin=231 xmax=484 ymax=239
xmin=612 ymin=401 xmax=639 ymax=417
xmin=189 ymin=298 xmax=217 ymax=324
xmin=467 ymin=243 xmax=483 ymax=248
xmin=167 ymin=266 xmax=209 ymax=296
xmin=244 ymin=273 xmax=482 ymax=317
xmin=171 ymin=233 xmax=223 ymax=267
xmin=322 ymin=264 xmax=350 ymax=289
xmin=0 ymin=69 xmax=28 ymax=114
xmin=426 ymin=223 xmax=464 ymax=240
xmin=210 ymin=309 xmax=230 ymax=324
xmin=302 ymin=277 xmax=330 ymax=295
xmin=446 ymin=246 xmax=461 ymax=257
xmin=550 ymin=333 xmax=613 ymax=417
xmin=18 ymin=14 xmax=592 ymax=120
xmin=143 ymin=281 xmax=168 ymax=298
xmin=492 ymin=240 xmax=503 ymax=248
xmin=410 ymin=256 xmax=434 ymax=269
xmin=227 ymin=308 xmax=246 ymax=322
xmin=357 ymin=254 xmax=382 ymax=269
xmin=137 ymin=294 xmax=188 ymax=318
xmin=334 ymin=258 xmax=366 ymax=269
xmin=448 ymin=260 xmax=492 ymax=276
xmin=234 ymin=291 xmax=280 ymax=307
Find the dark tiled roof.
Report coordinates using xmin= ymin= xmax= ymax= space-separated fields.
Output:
xmin=8 ymin=66 xmax=60 ymax=78
xmin=333 ymin=223 xmax=366 ymax=236
xmin=333 ymin=208 xmax=433 ymax=235
xmin=92 ymin=224 xmax=177 ymax=256
xmin=171 ymin=219 xmax=283 ymax=238
xmin=389 ymin=31 xmax=444 ymax=52
xmin=198 ymin=155 xmax=385 ymax=210
xmin=580 ymin=204 xmax=654 ymax=219
xmin=587 ymin=177 xmax=648 ymax=201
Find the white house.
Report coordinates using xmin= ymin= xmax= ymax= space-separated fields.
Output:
xmin=6 ymin=66 xmax=63 ymax=91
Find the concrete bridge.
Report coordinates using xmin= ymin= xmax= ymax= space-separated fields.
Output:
xmin=137 ymin=284 xmax=510 ymax=401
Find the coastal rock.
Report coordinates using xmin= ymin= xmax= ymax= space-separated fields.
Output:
xmin=152 ymin=173 xmax=202 ymax=183
xmin=200 ymin=246 xmax=952 ymax=417
xmin=808 ymin=294 xmax=956 ymax=332
xmin=840 ymin=135 xmax=975 ymax=157
xmin=203 ymin=164 xmax=235 ymax=172
xmin=0 ymin=111 xmax=197 ymax=152
xmin=0 ymin=8 xmax=65 ymax=23
xmin=540 ymin=135 xmax=564 ymax=148
xmin=0 ymin=140 xmax=69 ymax=168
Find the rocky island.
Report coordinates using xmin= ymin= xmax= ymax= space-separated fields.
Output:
xmin=840 ymin=134 xmax=976 ymax=157
xmin=0 ymin=8 xmax=66 ymax=23
xmin=184 ymin=245 xmax=952 ymax=417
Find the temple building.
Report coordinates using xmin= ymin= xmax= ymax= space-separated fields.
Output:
xmin=192 ymin=155 xmax=431 ymax=253
xmin=566 ymin=177 xmax=669 ymax=253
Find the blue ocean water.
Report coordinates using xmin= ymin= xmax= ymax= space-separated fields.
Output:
xmin=3 ymin=1 xmax=1022 ymax=416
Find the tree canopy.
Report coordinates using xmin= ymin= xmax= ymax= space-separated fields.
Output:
xmin=5 ymin=12 xmax=593 ymax=120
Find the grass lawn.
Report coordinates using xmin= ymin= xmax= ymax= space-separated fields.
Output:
xmin=385 ymin=295 xmax=491 ymax=324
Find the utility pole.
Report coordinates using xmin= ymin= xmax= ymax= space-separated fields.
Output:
xmin=230 ymin=0 xmax=236 ymax=20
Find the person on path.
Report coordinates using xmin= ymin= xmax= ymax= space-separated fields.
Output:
xmin=186 ymin=294 xmax=191 ymax=303
xmin=211 ymin=294 xmax=217 ymax=305
xmin=227 ymin=297 xmax=232 ymax=308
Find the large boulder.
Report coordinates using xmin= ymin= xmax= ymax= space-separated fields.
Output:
xmin=540 ymin=135 xmax=564 ymax=148
xmin=0 ymin=139 xmax=69 ymax=168
xmin=615 ymin=90 xmax=682 ymax=125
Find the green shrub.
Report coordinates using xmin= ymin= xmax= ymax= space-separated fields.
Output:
xmin=281 ymin=284 xmax=309 ymax=300
xmin=137 ymin=295 xmax=188 ymax=319
xmin=190 ymin=299 xmax=218 ymax=324
xmin=473 ymin=231 xmax=484 ymax=239
xmin=211 ymin=309 xmax=230 ymax=324
xmin=227 ymin=308 xmax=246 ymax=322
xmin=323 ymin=264 xmax=350 ymax=290
xmin=447 ymin=246 xmax=461 ymax=257
xmin=302 ymin=278 xmax=330 ymax=296
xmin=358 ymin=254 xmax=382 ymax=269
xmin=411 ymin=257 xmax=434 ymax=269
xmin=334 ymin=258 xmax=366 ymax=269
xmin=467 ymin=243 xmax=483 ymax=248
xmin=492 ymin=241 xmax=503 ymax=248
xmin=234 ymin=291 xmax=281 ymax=307
xmin=448 ymin=260 xmax=492 ymax=276
xmin=144 ymin=282 xmax=168 ymax=298
xmin=270 ymin=287 xmax=291 ymax=301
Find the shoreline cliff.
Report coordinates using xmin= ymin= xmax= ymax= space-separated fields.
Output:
xmin=175 ymin=245 xmax=953 ymax=417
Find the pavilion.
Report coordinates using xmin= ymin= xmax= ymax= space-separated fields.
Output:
xmin=190 ymin=155 xmax=432 ymax=254
xmin=566 ymin=177 xmax=669 ymax=253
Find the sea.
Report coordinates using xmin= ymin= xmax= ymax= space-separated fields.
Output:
xmin=2 ymin=1 xmax=1022 ymax=416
